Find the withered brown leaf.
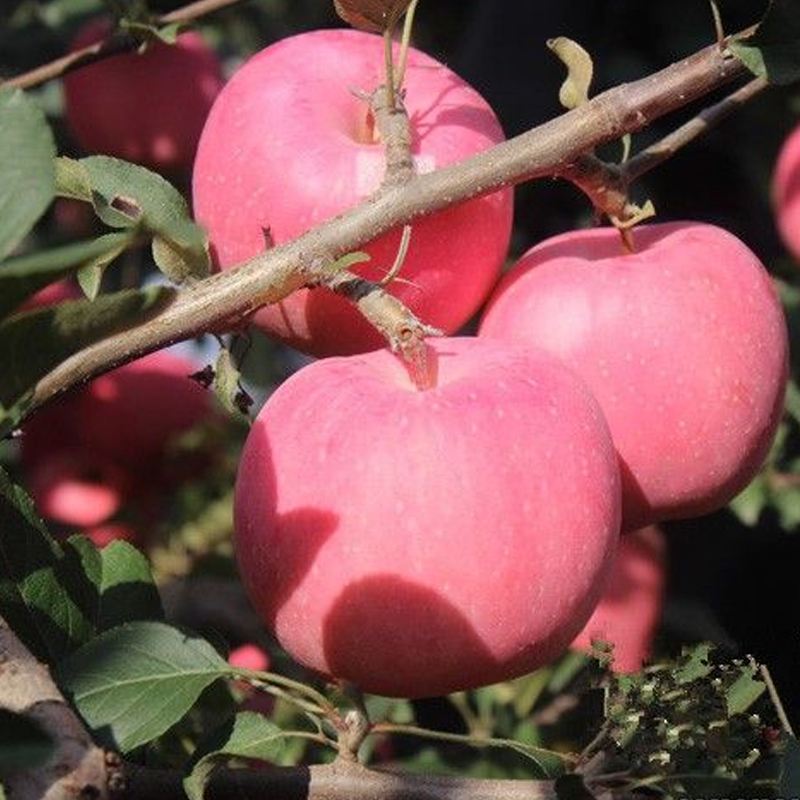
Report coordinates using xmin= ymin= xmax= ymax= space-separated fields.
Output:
xmin=333 ymin=0 xmax=414 ymax=33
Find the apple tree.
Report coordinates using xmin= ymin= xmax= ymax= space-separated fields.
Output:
xmin=0 ymin=1 xmax=799 ymax=799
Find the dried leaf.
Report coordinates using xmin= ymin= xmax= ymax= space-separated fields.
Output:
xmin=333 ymin=0 xmax=414 ymax=32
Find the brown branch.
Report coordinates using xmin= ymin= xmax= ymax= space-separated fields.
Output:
xmin=623 ymin=74 xmax=769 ymax=182
xmin=0 ymin=613 xmax=110 ymax=800
xmin=120 ymin=759 xmax=562 ymax=800
xmin=0 ymin=0 xmax=246 ymax=91
xmin=23 ymin=34 xmax=754 ymax=415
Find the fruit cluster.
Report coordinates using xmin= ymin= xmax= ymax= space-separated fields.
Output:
xmin=54 ymin=24 xmax=789 ymax=696
xmin=187 ymin=29 xmax=790 ymax=696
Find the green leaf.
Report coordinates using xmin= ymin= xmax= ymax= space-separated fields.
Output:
xmin=0 ymin=711 xmax=54 ymax=778
xmin=0 ymin=89 xmax=56 ymax=261
xmin=675 ymin=643 xmax=714 ymax=683
xmin=0 ymin=285 xmax=175 ymax=437
xmin=730 ymin=0 xmax=800 ymax=85
xmin=0 ymin=467 xmax=92 ymax=663
xmin=728 ymin=475 xmax=768 ymax=527
xmin=62 ymin=536 xmax=163 ymax=635
xmin=55 ymin=156 xmax=210 ymax=283
xmin=725 ymin=666 xmax=766 ymax=716
xmin=0 ymin=232 xmax=135 ymax=319
xmin=56 ymin=620 xmax=229 ymax=753
xmin=183 ymin=712 xmax=286 ymax=800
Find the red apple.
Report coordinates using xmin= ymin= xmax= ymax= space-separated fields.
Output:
xmin=773 ymin=124 xmax=800 ymax=262
xmin=193 ymin=29 xmax=513 ymax=357
xmin=571 ymin=525 xmax=666 ymax=673
xmin=15 ymin=280 xmax=80 ymax=314
xmin=480 ymin=222 xmax=788 ymax=530
xmin=21 ymin=350 xmax=217 ymax=541
xmin=82 ymin=522 xmax=144 ymax=549
xmin=63 ymin=18 xmax=224 ymax=173
xmin=27 ymin=451 xmax=126 ymax=528
xmin=234 ymin=337 xmax=620 ymax=698
xmin=75 ymin=350 xmax=218 ymax=472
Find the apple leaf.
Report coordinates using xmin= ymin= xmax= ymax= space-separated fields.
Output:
xmin=0 ymin=711 xmax=54 ymax=779
xmin=0 ymin=232 xmax=135 ymax=319
xmin=333 ymin=0 xmax=414 ymax=32
xmin=56 ymin=621 xmax=229 ymax=753
xmin=0 ymin=285 xmax=174 ymax=438
xmin=0 ymin=467 xmax=94 ymax=664
xmin=55 ymin=156 xmax=211 ymax=283
xmin=730 ymin=0 xmax=800 ymax=85
xmin=724 ymin=662 xmax=765 ymax=716
xmin=0 ymin=89 xmax=56 ymax=261
xmin=61 ymin=536 xmax=163 ymax=636
xmin=213 ymin=349 xmax=248 ymax=417
xmin=183 ymin=712 xmax=287 ymax=800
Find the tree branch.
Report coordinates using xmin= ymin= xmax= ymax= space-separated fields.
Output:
xmin=120 ymin=759 xmax=562 ymax=800
xmin=24 ymin=34 xmax=754 ymax=415
xmin=0 ymin=0 xmax=246 ymax=91
xmin=0 ymin=613 xmax=111 ymax=800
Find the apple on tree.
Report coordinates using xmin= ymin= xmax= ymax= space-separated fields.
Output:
xmin=773 ymin=124 xmax=800 ymax=263
xmin=21 ymin=350 xmax=218 ymax=547
xmin=63 ymin=17 xmax=224 ymax=174
xmin=571 ymin=525 xmax=666 ymax=673
xmin=480 ymin=221 xmax=789 ymax=530
xmin=234 ymin=337 xmax=621 ymax=698
xmin=192 ymin=28 xmax=513 ymax=357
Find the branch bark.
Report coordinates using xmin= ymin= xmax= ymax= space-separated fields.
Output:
xmin=120 ymin=759 xmax=562 ymax=800
xmin=26 ymin=36 xmax=752 ymax=414
xmin=0 ymin=614 xmax=110 ymax=800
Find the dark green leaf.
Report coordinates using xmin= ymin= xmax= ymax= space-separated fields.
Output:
xmin=675 ymin=643 xmax=714 ymax=683
xmin=730 ymin=0 xmax=800 ymax=85
xmin=725 ymin=665 xmax=766 ymax=716
xmin=0 ymin=233 xmax=134 ymax=319
xmin=0 ymin=711 xmax=54 ymax=778
xmin=183 ymin=712 xmax=286 ymax=800
xmin=0 ymin=467 xmax=92 ymax=663
xmin=55 ymin=156 xmax=210 ymax=282
xmin=56 ymin=621 xmax=229 ymax=752
xmin=62 ymin=536 xmax=163 ymax=635
xmin=0 ymin=285 xmax=175 ymax=437
xmin=0 ymin=89 xmax=56 ymax=260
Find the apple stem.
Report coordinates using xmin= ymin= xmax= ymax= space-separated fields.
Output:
xmin=383 ymin=29 xmax=397 ymax=111
xmin=395 ymin=0 xmax=420 ymax=93
xmin=400 ymin=337 xmax=438 ymax=391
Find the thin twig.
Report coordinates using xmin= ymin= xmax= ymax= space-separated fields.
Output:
xmin=759 ymin=664 xmax=796 ymax=738
xmin=623 ymin=75 xmax=768 ymax=182
xmin=0 ymin=0 xmax=246 ymax=91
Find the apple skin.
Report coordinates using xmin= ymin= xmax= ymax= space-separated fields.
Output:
xmin=773 ymin=124 xmax=800 ymax=263
xmin=63 ymin=18 xmax=224 ymax=173
xmin=479 ymin=222 xmax=788 ymax=530
xmin=193 ymin=29 xmax=513 ymax=357
xmin=234 ymin=337 xmax=621 ymax=698
xmin=571 ymin=525 xmax=666 ymax=673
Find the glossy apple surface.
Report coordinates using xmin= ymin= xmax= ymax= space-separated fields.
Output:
xmin=480 ymin=222 xmax=788 ymax=529
xmin=63 ymin=18 xmax=224 ymax=173
xmin=193 ymin=29 xmax=513 ymax=356
xmin=572 ymin=525 xmax=665 ymax=673
xmin=773 ymin=124 xmax=800 ymax=262
xmin=234 ymin=337 xmax=620 ymax=697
